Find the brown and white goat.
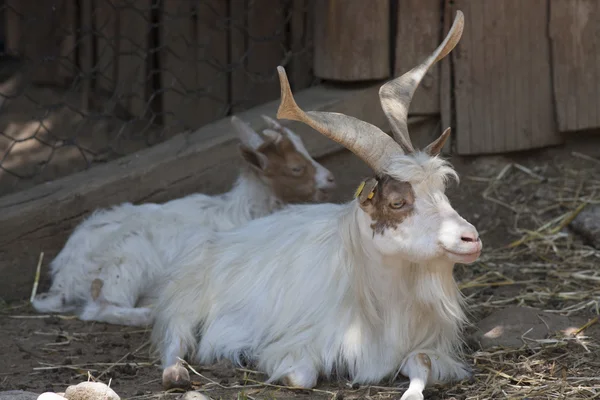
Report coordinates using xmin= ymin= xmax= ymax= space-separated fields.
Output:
xmin=31 ymin=116 xmax=335 ymax=327
xmin=151 ymin=11 xmax=480 ymax=400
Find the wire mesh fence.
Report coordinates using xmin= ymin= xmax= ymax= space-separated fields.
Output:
xmin=0 ymin=0 xmax=318 ymax=197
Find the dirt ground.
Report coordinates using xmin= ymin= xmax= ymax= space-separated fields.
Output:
xmin=1 ymin=135 xmax=599 ymax=400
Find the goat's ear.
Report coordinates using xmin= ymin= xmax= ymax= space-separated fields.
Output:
xmin=356 ymin=178 xmax=379 ymax=205
xmin=424 ymin=127 xmax=451 ymax=157
xmin=239 ymin=144 xmax=269 ymax=172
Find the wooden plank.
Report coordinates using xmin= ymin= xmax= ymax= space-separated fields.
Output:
xmin=160 ymin=0 xmax=228 ymax=130
xmin=160 ymin=1 xmax=196 ymax=129
xmin=452 ymin=0 xmax=562 ymax=155
xmin=290 ymin=0 xmax=314 ymax=91
xmin=94 ymin=0 xmax=119 ymax=94
xmin=440 ymin=0 xmax=453 ymax=149
xmin=0 ymin=82 xmax=391 ymax=300
xmin=114 ymin=0 xmax=151 ymax=117
xmin=244 ymin=0 xmax=287 ymax=108
xmin=196 ymin=0 xmax=229 ymax=121
xmin=394 ymin=0 xmax=442 ymax=114
xmin=314 ymin=0 xmax=389 ymax=81
xmin=550 ymin=0 xmax=600 ymax=132
xmin=58 ymin=0 xmax=78 ymax=82
xmin=4 ymin=0 xmax=77 ymax=85
xmin=229 ymin=0 xmax=247 ymax=113
xmin=80 ymin=0 xmax=93 ymax=112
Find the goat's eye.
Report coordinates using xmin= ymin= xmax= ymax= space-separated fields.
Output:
xmin=291 ymin=165 xmax=305 ymax=175
xmin=389 ymin=200 xmax=405 ymax=209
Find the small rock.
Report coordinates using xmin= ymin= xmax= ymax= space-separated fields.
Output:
xmin=179 ymin=392 xmax=210 ymax=400
xmin=64 ymin=382 xmax=120 ymax=400
xmin=37 ymin=394 xmax=67 ymax=400
xmin=0 ymin=390 xmax=39 ymax=400
xmin=470 ymin=306 xmax=573 ymax=349
xmin=570 ymin=205 xmax=600 ymax=249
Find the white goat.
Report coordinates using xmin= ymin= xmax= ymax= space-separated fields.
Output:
xmin=31 ymin=116 xmax=336 ymax=327
xmin=152 ymin=12 xmax=481 ymax=400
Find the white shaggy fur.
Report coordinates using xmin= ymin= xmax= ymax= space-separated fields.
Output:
xmin=153 ymin=11 xmax=479 ymax=397
xmin=152 ymin=154 xmax=481 ymax=394
xmin=32 ymin=116 xmax=335 ymax=327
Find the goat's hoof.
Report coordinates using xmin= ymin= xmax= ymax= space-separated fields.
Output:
xmin=281 ymin=368 xmax=317 ymax=389
xmin=162 ymin=363 xmax=191 ymax=390
xmin=400 ymin=391 xmax=424 ymax=400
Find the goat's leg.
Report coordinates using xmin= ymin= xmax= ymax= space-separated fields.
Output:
xmin=77 ymin=278 xmax=153 ymax=326
xmin=161 ymin=331 xmax=191 ymax=389
xmin=399 ymin=353 xmax=431 ymax=400
xmin=79 ymin=302 xmax=153 ymax=327
xmin=32 ymin=291 xmax=77 ymax=314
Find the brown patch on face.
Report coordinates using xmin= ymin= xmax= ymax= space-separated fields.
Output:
xmin=240 ymin=134 xmax=317 ymax=203
xmin=358 ymin=175 xmax=415 ymax=234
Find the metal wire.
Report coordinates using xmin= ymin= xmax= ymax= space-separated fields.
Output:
xmin=0 ymin=0 xmax=318 ymax=197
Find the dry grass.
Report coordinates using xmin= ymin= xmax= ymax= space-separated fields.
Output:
xmin=443 ymin=151 xmax=600 ymax=399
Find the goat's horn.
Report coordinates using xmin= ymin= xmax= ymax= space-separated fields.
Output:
xmin=231 ymin=116 xmax=264 ymax=149
xmin=276 ymin=66 xmax=403 ymax=173
xmin=379 ymin=10 xmax=464 ymax=153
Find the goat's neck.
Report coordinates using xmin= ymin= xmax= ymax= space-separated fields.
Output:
xmin=224 ymin=166 xmax=285 ymax=220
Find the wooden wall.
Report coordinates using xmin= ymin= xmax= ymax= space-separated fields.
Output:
xmin=3 ymin=0 xmax=315 ymax=133
xmin=3 ymin=0 xmax=600 ymax=155
xmin=313 ymin=0 xmax=600 ymax=155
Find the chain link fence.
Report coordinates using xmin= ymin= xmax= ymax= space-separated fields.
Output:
xmin=0 ymin=0 xmax=318 ymax=197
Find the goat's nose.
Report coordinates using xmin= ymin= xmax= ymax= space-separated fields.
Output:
xmin=460 ymin=231 xmax=479 ymax=243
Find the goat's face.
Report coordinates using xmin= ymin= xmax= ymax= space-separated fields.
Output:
xmin=232 ymin=115 xmax=336 ymax=203
xmin=358 ymin=159 xmax=481 ymax=265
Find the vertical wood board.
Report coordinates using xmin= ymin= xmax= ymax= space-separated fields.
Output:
xmin=160 ymin=1 xmax=196 ymax=129
xmin=290 ymin=0 xmax=314 ymax=91
xmin=4 ymin=0 xmax=77 ymax=84
xmin=550 ymin=0 xmax=600 ymax=132
xmin=160 ymin=0 xmax=228 ymax=129
xmin=196 ymin=1 xmax=229 ymax=122
xmin=451 ymin=0 xmax=562 ymax=155
xmin=94 ymin=0 xmax=119 ymax=94
xmin=313 ymin=0 xmax=390 ymax=81
xmin=440 ymin=0 xmax=453 ymax=149
xmin=229 ymin=0 xmax=247 ymax=113
xmin=243 ymin=0 xmax=286 ymax=109
xmin=80 ymin=0 xmax=93 ymax=111
xmin=394 ymin=0 xmax=442 ymax=114
xmin=114 ymin=0 xmax=151 ymax=117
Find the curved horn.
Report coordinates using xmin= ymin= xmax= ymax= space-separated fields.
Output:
xmin=276 ymin=66 xmax=403 ymax=173
xmin=379 ymin=10 xmax=464 ymax=153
